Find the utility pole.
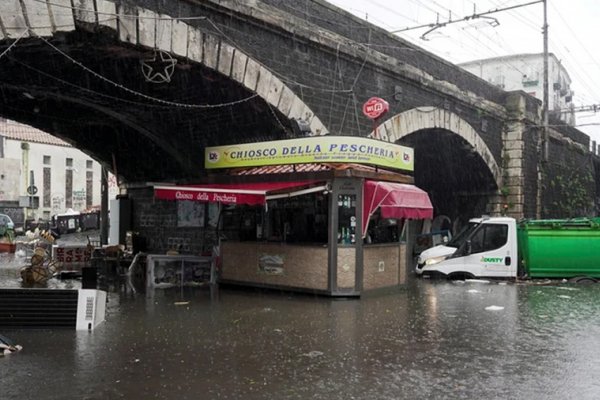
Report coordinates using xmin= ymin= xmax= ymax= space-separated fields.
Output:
xmin=543 ymin=0 xmax=549 ymax=148
xmin=537 ymin=0 xmax=548 ymax=219
xmin=100 ymin=167 xmax=109 ymax=245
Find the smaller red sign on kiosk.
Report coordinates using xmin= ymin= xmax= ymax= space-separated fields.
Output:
xmin=362 ymin=97 xmax=389 ymax=120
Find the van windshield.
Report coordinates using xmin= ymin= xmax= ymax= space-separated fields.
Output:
xmin=446 ymin=222 xmax=479 ymax=248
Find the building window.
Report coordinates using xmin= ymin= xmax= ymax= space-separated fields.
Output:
xmin=86 ymin=160 xmax=93 ymax=169
xmin=43 ymin=167 xmax=51 ymax=208
xmin=65 ymin=169 xmax=73 ymax=209
xmin=66 ymin=158 xmax=73 ymax=167
xmin=43 ymin=155 xmax=51 ymax=165
xmin=522 ymin=69 xmax=539 ymax=87
xmin=86 ymin=171 xmax=93 ymax=209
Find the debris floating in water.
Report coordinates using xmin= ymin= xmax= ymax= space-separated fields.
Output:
xmin=302 ymin=350 xmax=324 ymax=358
xmin=467 ymin=289 xmax=481 ymax=293
xmin=557 ymin=295 xmax=571 ymax=299
xmin=0 ymin=334 xmax=22 ymax=356
xmin=485 ymin=305 xmax=504 ymax=311
xmin=174 ymin=301 xmax=190 ymax=306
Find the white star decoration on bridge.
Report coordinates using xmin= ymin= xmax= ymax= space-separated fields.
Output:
xmin=140 ymin=50 xmax=177 ymax=84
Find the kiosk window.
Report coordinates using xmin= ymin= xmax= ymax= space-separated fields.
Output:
xmin=219 ymin=192 xmax=328 ymax=244
xmin=337 ymin=194 xmax=356 ymax=244
xmin=365 ymin=213 xmax=404 ymax=244
xmin=264 ymin=192 xmax=328 ymax=244
xmin=469 ymin=224 xmax=508 ymax=253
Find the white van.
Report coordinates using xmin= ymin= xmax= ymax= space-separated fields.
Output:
xmin=415 ymin=218 xmax=482 ymax=275
xmin=418 ymin=217 xmax=518 ymax=279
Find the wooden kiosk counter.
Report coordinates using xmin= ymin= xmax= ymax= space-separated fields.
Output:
xmin=153 ymin=137 xmax=433 ymax=297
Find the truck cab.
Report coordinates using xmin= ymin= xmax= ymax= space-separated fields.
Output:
xmin=415 ymin=218 xmax=482 ymax=275
xmin=419 ymin=217 xmax=518 ymax=279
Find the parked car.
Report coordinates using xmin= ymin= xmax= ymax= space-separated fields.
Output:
xmin=0 ymin=214 xmax=15 ymax=230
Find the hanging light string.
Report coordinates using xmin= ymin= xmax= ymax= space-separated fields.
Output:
xmin=31 ymin=32 xmax=259 ymax=109
xmin=27 ymin=0 xmax=355 ymax=94
xmin=33 ymin=0 xmax=356 ymax=95
xmin=6 ymin=57 xmax=201 ymax=110
xmin=0 ymin=29 xmax=29 ymax=60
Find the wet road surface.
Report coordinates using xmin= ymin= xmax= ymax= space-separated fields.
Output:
xmin=2 ymin=252 xmax=600 ymax=399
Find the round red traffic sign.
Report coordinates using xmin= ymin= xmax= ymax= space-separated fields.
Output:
xmin=362 ymin=97 xmax=389 ymax=120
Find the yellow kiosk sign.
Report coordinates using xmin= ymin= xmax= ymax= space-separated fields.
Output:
xmin=205 ymin=137 xmax=413 ymax=171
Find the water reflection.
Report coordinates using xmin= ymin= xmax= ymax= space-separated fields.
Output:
xmin=2 ymin=277 xmax=600 ymax=399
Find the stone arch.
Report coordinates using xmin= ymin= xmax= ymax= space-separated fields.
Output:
xmin=370 ymin=107 xmax=501 ymax=187
xmin=1 ymin=0 xmax=329 ymax=136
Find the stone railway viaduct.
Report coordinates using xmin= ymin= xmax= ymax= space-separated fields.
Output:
xmin=0 ymin=0 xmax=598 ymax=240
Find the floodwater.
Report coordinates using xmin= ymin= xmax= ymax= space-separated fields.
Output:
xmin=2 ymin=252 xmax=600 ymax=399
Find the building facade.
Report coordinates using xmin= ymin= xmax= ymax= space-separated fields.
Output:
xmin=459 ymin=53 xmax=576 ymax=126
xmin=0 ymin=119 xmax=116 ymax=227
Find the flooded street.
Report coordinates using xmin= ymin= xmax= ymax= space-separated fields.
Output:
xmin=2 ymin=252 xmax=600 ymax=399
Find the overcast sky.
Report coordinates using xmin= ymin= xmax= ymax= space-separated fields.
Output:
xmin=329 ymin=0 xmax=600 ymax=146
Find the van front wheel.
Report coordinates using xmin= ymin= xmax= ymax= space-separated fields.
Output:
xmin=447 ymin=272 xmax=475 ymax=281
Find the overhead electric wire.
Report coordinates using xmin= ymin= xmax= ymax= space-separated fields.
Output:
xmin=389 ymin=0 xmax=543 ymax=33
xmin=398 ymin=0 xmax=529 ymax=76
xmin=389 ymin=0 xmax=598 ymax=138
xmin=370 ymin=0 xmax=422 ymax=25
xmin=348 ymin=0 xmax=530 ymax=78
xmin=281 ymin=1 xmax=392 ymax=30
xmin=406 ymin=0 xmax=443 ymax=16
xmin=547 ymin=1 xmax=600 ymax=100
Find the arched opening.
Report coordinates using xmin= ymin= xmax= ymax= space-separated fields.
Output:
xmin=0 ymin=26 xmax=327 ymax=183
xmin=400 ymin=128 xmax=499 ymax=229
xmin=373 ymin=107 xmax=501 ymax=231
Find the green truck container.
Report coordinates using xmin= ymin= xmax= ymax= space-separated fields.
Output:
xmin=518 ymin=218 xmax=600 ymax=278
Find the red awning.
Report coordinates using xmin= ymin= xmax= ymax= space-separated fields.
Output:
xmin=362 ymin=180 xmax=433 ymax=237
xmin=154 ymin=181 xmax=324 ymax=206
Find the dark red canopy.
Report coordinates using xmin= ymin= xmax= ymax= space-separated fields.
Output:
xmin=362 ymin=180 xmax=433 ymax=237
xmin=154 ymin=181 xmax=323 ymax=206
